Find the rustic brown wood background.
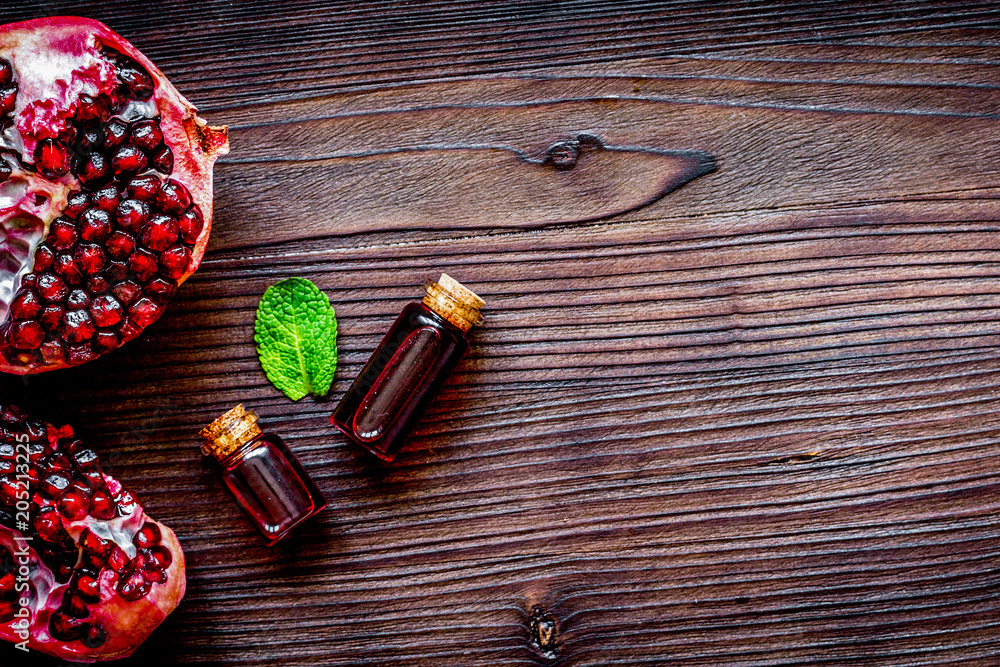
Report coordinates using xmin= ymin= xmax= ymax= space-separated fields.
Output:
xmin=4 ymin=1 xmax=1000 ymax=665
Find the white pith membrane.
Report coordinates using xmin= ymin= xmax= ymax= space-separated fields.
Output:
xmin=0 ymin=408 xmax=185 ymax=661
xmin=0 ymin=27 xmax=206 ymax=372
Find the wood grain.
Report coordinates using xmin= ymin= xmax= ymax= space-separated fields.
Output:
xmin=3 ymin=2 xmax=1000 ymax=665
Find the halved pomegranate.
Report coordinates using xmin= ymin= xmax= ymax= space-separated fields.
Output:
xmin=0 ymin=17 xmax=228 ymax=373
xmin=0 ymin=403 xmax=184 ymax=661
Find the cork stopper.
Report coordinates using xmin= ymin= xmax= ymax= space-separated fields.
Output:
xmin=199 ymin=404 xmax=263 ymax=461
xmin=422 ymin=274 xmax=485 ymax=333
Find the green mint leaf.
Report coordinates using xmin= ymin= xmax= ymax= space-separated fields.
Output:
xmin=254 ymin=278 xmax=338 ymax=401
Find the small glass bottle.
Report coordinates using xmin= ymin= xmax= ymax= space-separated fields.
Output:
xmin=332 ymin=273 xmax=485 ymax=462
xmin=200 ymin=405 xmax=326 ymax=545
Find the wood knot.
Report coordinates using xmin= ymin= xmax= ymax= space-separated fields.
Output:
xmin=544 ymin=134 xmax=604 ymax=171
xmin=529 ymin=606 xmax=559 ymax=660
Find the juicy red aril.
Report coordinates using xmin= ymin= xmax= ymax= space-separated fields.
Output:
xmin=130 ymin=119 xmax=163 ymax=151
xmin=141 ymin=214 xmax=179 ymax=251
xmin=77 ymin=126 xmax=103 ymax=152
xmin=8 ymin=321 xmax=45 ymax=349
xmin=106 ymin=230 xmax=136 ymax=259
xmin=63 ymin=192 xmax=89 ymax=220
xmin=10 ymin=290 xmax=41 ymax=319
xmin=75 ymin=152 xmax=110 ymax=188
xmin=107 ymin=545 xmax=130 ymax=572
xmin=95 ymin=331 xmax=118 ymax=353
xmin=179 ymin=206 xmax=204 ymax=244
xmin=133 ymin=522 xmax=161 ymax=549
xmin=75 ymin=94 xmax=110 ymax=123
xmin=74 ymin=244 xmax=107 ymax=275
xmin=34 ymin=138 xmax=70 ymax=177
xmin=34 ymin=506 xmax=68 ymax=542
xmin=54 ymin=253 xmax=83 ymax=285
xmin=41 ymin=471 xmax=72 ymax=497
xmin=66 ymin=289 xmax=90 ymax=310
xmin=89 ymin=489 xmax=116 ymax=519
xmin=116 ymin=567 xmax=150 ymax=601
xmin=36 ymin=274 xmax=68 ymax=302
xmin=115 ymin=488 xmax=138 ymax=515
xmin=90 ymin=185 xmax=120 ymax=212
xmin=58 ymin=490 xmax=90 ymax=520
xmin=128 ymin=248 xmax=159 ymax=281
xmin=160 ymin=246 xmax=192 ymax=281
xmin=104 ymin=119 xmax=129 ymax=150
xmin=73 ymin=447 xmax=100 ymax=470
xmin=90 ymin=294 xmax=123 ymax=327
xmin=112 ymin=144 xmax=147 ymax=177
xmin=86 ymin=275 xmax=110 ymax=294
xmin=82 ymin=624 xmax=107 ymax=649
xmin=62 ymin=591 xmax=90 ymax=619
xmin=33 ymin=245 xmax=55 ymax=272
xmin=72 ymin=569 xmax=101 ymax=603
xmin=61 ymin=309 xmax=96 ymax=343
xmin=116 ymin=55 xmax=154 ymax=100
xmin=128 ymin=298 xmax=161 ymax=327
xmin=126 ymin=174 xmax=161 ymax=201
xmin=115 ymin=197 xmax=150 ymax=232
xmin=39 ymin=305 xmax=65 ymax=331
xmin=79 ymin=208 xmax=112 ymax=242
xmin=112 ymin=280 xmax=141 ymax=305
xmin=0 ymin=87 xmax=16 ymax=117
xmin=50 ymin=611 xmax=87 ymax=641
xmin=0 ymin=58 xmax=11 ymax=86
xmin=49 ymin=219 xmax=78 ymax=249
xmin=146 ymin=278 xmax=175 ymax=304
xmin=151 ymin=144 xmax=173 ymax=173
xmin=148 ymin=544 xmax=172 ymax=569
xmin=156 ymin=180 xmax=192 ymax=215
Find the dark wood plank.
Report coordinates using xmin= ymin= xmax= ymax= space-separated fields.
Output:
xmin=4 ymin=2 xmax=1000 ymax=665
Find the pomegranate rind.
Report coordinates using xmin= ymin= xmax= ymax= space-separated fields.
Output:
xmin=0 ymin=17 xmax=229 ymax=375
xmin=0 ymin=419 xmax=186 ymax=662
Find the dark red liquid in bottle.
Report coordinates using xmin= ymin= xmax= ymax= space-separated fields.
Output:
xmin=202 ymin=406 xmax=326 ymax=545
xmin=332 ymin=275 xmax=484 ymax=461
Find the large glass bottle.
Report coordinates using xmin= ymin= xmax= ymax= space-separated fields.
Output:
xmin=332 ymin=274 xmax=485 ymax=461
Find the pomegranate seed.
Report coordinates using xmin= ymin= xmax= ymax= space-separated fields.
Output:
xmin=75 ymin=94 xmax=109 ymax=123
xmin=116 ymin=567 xmax=150 ymax=601
xmin=90 ymin=294 xmax=123 ymax=327
xmin=115 ymin=198 xmax=151 ymax=232
xmin=0 ymin=87 xmax=16 ymax=116
xmin=34 ymin=506 xmax=68 ymax=542
xmin=75 ymin=152 xmax=110 ymax=188
xmin=74 ymin=244 xmax=107 ymax=275
xmin=41 ymin=472 xmax=72 ymax=498
xmin=49 ymin=219 xmax=78 ymax=249
xmin=67 ymin=343 xmax=97 ymax=365
xmin=8 ymin=321 xmax=45 ymax=350
xmin=36 ymin=274 xmax=68 ymax=302
xmin=0 ymin=58 xmax=11 ymax=87
xmin=77 ymin=126 xmax=104 ymax=152
xmin=130 ymin=119 xmax=163 ymax=151
xmin=89 ymin=489 xmax=117 ymax=519
xmin=112 ymin=280 xmax=142 ymax=305
xmin=90 ymin=185 xmax=120 ymax=212
xmin=116 ymin=56 xmax=154 ymax=100
xmin=39 ymin=304 xmax=65 ymax=330
xmin=0 ymin=162 xmax=9 ymax=183
xmin=0 ymin=475 xmax=19 ymax=506
xmin=54 ymin=254 xmax=83 ymax=286
xmin=148 ymin=544 xmax=172 ymax=569
xmin=49 ymin=610 xmax=86 ymax=641
xmin=146 ymin=278 xmax=175 ymax=304
xmin=58 ymin=490 xmax=90 ymax=520
xmin=39 ymin=340 xmax=64 ymax=363
xmin=107 ymin=545 xmax=130 ymax=573
xmin=118 ymin=317 xmax=143 ymax=342
xmin=34 ymin=139 xmax=70 ymax=177
xmin=79 ymin=207 xmax=112 ymax=242
xmin=33 ymin=245 xmax=56 ymax=272
xmin=62 ymin=591 xmax=90 ymax=619
xmin=141 ymin=214 xmax=179 ymax=251
xmin=106 ymin=261 xmax=129 ymax=282
xmin=66 ymin=289 xmax=91 ymax=310
xmin=151 ymin=144 xmax=174 ymax=173
xmin=112 ymin=144 xmax=147 ymax=177
xmin=72 ymin=447 xmax=100 ymax=470
xmin=133 ymin=522 xmax=161 ymax=549
xmin=81 ymin=624 xmax=107 ymax=648
xmin=179 ymin=205 xmax=204 ymax=243
xmin=86 ymin=275 xmax=111 ymax=295
xmin=80 ymin=528 xmax=111 ymax=556
xmin=46 ymin=453 xmax=74 ymax=472
xmin=104 ymin=119 xmax=129 ymax=150
xmin=95 ymin=331 xmax=119 ymax=353
xmin=19 ymin=273 xmax=36 ymax=288
xmin=60 ymin=309 xmax=97 ymax=343
xmin=115 ymin=488 xmax=138 ymax=515
xmin=63 ymin=192 xmax=90 ymax=220
xmin=156 ymin=180 xmax=192 ymax=216
xmin=128 ymin=298 xmax=162 ymax=327
xmin=106 ymin=230 xmax=136 ymax=259
xmin=128 ymin=248 xmax=159 ymax=281
xmin=10 ymin=290 xmax=42 ymax=320
xmin=160 ymin=246 xmax=192 ymax=281
xmin=127 ymin=174 xmax=162 ymax=202
xmin=72 ymin=568 xmax=101 ymax=603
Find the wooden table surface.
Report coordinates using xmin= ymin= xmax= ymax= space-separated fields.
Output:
xmin=4 ymin=1 xmax=1000 ymax=665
